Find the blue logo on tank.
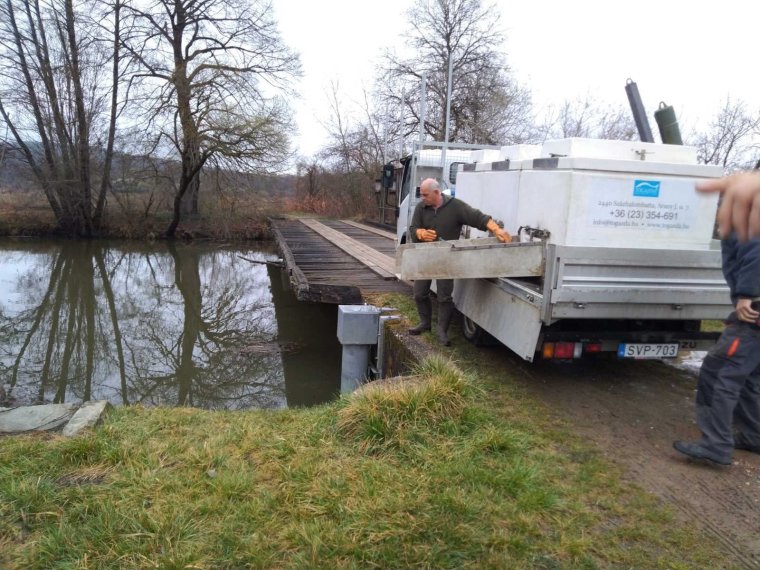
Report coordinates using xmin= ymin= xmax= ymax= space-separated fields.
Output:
xmin=633 ymin=180 xmax=660 ymax=197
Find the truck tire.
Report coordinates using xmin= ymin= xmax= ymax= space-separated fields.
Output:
xmin=462 ymin=315 xmax=489 ymax=346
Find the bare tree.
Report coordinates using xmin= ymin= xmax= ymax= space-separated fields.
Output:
xmin=295 ymin=158 xmax=323 ymax=199
xmin=321 ymin=82 xmax=354 ymax=173
xmin=0 ymin=0 xmax=123 ymax=236
xmin=454 ymin=69 xmax=535 ymax=144
xmin=380 ymin=0 xmax=532 ymax=146
xmin=93 ymin=0 xmax=127 ymax=226
xmin=536 ymin=97 xmax=638 ymax=142
xmin=303 ymin=84 xmax=388 ymax=220
xmin=121 ymin=0 xmax=300 ymax=237
xmin=692 ymin=98 xmax=760 ymax=170
xmin=320 ymin=83 xmax=386 ymax=176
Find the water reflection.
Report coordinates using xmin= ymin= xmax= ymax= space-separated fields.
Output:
xmin=0 ymin=239 xmax=341 ymax=410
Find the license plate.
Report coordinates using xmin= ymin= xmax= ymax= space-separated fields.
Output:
xmin=617 ymin=343 xmax=679 ymax=359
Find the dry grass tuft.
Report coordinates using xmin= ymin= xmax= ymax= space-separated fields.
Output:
xmin=55 ymin=465 xmax=113 ymax=488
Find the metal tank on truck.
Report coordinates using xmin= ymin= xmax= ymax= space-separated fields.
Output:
xmin=396 ymin=137 xmax=731 ymax=362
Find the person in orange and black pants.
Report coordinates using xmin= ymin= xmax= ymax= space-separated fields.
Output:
xmin=674 ymin=233 xmax=760 ymax=465
xmin=407 ymin=178 xmax=511 ymax=346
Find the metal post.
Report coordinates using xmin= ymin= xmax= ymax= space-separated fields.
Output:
xmin=370 ymin=310 xmax=400 ymax=379
xmin=419 ymin=73 xmax=427 ymax=143
xmin=441 ymin=53 xmax=453 ymax=186
xmin=400 ymin=89 xmax=406 ymax=156
xmin=340 ymin=345 xmax=372 ymax=393
xmin=382 ymin=101 xmax=389 ymax=164
xmin=444 ymin=54 xmax=453 ymax=143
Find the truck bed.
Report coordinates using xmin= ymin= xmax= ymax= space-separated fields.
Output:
xmin=451 ymin=243 xmax=731 ymax=361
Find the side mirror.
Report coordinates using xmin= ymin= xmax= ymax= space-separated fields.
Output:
xmin=382 ymin=163 xmax=394 ymax=189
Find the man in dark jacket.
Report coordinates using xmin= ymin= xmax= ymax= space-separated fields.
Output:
xmin=407 ymin=178 xmax=511 ymax=346
xmin=673 ymin=234 xmax=760 ymax=465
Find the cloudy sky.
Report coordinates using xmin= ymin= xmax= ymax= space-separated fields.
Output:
xmin=273 ymin=0 xmax=760 ymax=159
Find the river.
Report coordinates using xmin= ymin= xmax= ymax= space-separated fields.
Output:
xmin=0 ymin=239 xmax=342 ymax=410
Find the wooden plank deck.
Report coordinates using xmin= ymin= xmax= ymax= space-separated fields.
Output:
xmin=300 ymin=219 xmax=396 ymax=280
xmin=270 ymin=217 xmax=410 ymax=304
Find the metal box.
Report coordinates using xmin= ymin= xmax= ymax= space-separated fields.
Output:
xmin=337 ymin=305 xmax=380 ymax=345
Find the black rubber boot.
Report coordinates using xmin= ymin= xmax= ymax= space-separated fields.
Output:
xmin=437 ymin=301 xmax=456 ymax=346
xmin=408 ymin=298 xmax=432 ymax=335
xmin=673 ymin=441 xmax=731 ymax=466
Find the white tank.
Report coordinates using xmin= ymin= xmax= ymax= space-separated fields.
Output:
xmin=456 ymin=138 xmax=722 ymax=250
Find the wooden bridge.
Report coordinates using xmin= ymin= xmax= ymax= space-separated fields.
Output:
xmin=269 ymin=218 xmax=411 ymax=304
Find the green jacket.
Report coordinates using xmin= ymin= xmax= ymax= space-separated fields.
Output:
xmin=409 ymin=195 xmax=491 ymax=242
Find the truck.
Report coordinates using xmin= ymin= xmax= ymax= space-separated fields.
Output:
xmin=376 ymin=142 xmax=500 ymax=230
xmin=393 ymin=137 xmax=732 ymax=362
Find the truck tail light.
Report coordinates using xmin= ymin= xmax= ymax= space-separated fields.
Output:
xmin=554 ymin=342 xmax=575 ymax=359
xmin=584 ymin=342 xmax=603 ymax=353
xmin=542 ymin=342 xmax=586 ymax=359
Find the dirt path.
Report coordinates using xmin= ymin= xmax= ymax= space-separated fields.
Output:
xmin=485 ymin=348 xmax=760 ymax=569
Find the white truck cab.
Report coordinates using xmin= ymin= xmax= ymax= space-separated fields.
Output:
xmin=391 ymin=142 xmax=501 ymax=245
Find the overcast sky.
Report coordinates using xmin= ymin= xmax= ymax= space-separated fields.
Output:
xmin=273 ymin=0 xmax=760 ymax=159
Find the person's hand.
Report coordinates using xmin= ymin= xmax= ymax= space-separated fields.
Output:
xmin=486 ymin=219 xmax=512 ymax=243
xmin=492 ymin=228 xmax=512 ymax=243
xmin=735 ymin=298 xmax=760 ymax=324
xmin=697 ymin=172 xmax=760 ymax=241
xmin=415 ymin=228 xmax=438 ymax=242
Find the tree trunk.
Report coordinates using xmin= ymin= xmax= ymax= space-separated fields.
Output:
xmin=94 ymin=0 xmax=122 ymax=229
xmin=166 ymin=150 xmax=206 ymax=237
xmin=179 ymin=174 xmax=200 ymax=218
xmin=64 ymin=0 xmax=94 ymax=237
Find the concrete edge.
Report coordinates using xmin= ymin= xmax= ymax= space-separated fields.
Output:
xmin=62 ymin=400 xmax=112 ymax=437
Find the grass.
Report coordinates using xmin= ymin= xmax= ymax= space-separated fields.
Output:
xmin=701 ymin=319 xmax=726 ymax=333
xmin=0 ymin=296 xmax=737 ymax=569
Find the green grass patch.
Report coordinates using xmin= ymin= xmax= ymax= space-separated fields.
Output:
xmin=701 ymin=319 xmax=725 ymax=333
xmin=336 ymin=356 xmax=478 ymax=452
xmin=1 ymin=338 xmax=735 ymax=568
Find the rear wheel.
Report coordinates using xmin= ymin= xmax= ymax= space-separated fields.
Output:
xmin=462 ymin=315 xmax=488 ymax=346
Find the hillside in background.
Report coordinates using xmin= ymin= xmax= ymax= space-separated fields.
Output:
xmin=0 ymin=142 xmax=298 ymax=199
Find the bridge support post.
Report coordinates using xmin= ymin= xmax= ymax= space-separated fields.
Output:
xmin=337 ymin=305 xmax=381 ymax=393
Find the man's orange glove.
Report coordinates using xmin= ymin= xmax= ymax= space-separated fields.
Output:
xmin=415 ymin=228 xmax=438 ymax=242
xmin=486 ymin=219 xmax=511 ymax=243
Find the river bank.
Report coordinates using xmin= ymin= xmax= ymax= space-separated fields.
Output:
xmin=0 ymin=292 xmax=738 ymax=569
xmin=0 ymin=189 xmax=283 ymax=241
